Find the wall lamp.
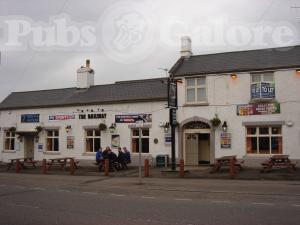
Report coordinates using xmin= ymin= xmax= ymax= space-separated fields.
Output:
xmin=164 ymin=122 xmax=170 ymax=133
xmin=230 ymin=73 xmax=237 ymax=79
xmin=35 ymin=136 xmax=39 ymax=143
xmin=109 ymin=123 xmax=116 ymax=133
xmin=17 ymin=135 xmax=23 ymax=142
xmin=65 ymin=125 xmax=72 ymax=133
xmin=222 ymin=121 xmax=228 ymax=132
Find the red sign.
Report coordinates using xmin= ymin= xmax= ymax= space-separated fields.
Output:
xmin=49 ymin=114 xmax=75 ymax=121
xmin=237 ymin=103 xmax=280 ymax=116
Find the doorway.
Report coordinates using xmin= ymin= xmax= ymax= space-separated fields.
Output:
xmin=24 ymin=136 xmax=34 ymax=158
xmin=184 ymin=132 xmax=211 ymax=166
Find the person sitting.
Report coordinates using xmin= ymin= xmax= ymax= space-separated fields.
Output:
xmin=117 ymin=147 xmax=128 ymax=170
xmin=123 ymin=147 xmax=131 ymax=164
xmin=95 ymin=147 xmax=104 ymax=171
xmin=108 ymin=149 xmax=120 ymax=171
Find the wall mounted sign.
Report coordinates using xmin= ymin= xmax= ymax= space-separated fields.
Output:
xmin=79 ymin=113 xmax=107 ymax=119
xmin=251 ymin=82 xmax=275 ymax=100
xmin=115 ymin=114 xmax=152 ymax=123
xmin=37 ymin=144 xmax=43 ymax=152
xmin=49 ymin=114 xmax=75 ymax=121
xmin=164 ymin=134 xmax=171 ymax=144
xmin=111 ymin=134 xmax=120 ymax=148
xmin=220 ymin=132 xmax=231 ymax=149
xmin=21 ymin=114 xmax=39 ymax=123
xmin=67 ymin=136 xmax=74 ymax=149
xmin=237 ymin=103 xmax=280 ymax=116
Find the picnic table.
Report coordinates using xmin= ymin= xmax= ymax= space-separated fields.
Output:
xmin=261 ymin=155 xmax=297 ymax=172
xmin=46 ymin=157 xmax=79 ymax=170
xmin=7 ymin=158 xmax=38 ymax=170
xmin=211 ymin=155 xmax=244 ymax=173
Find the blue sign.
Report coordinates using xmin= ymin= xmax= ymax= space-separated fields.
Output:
xmin=21 ymin=114 xmax=40 ymax=123
xmin=251 ymin=82 xmax=275 ymax=99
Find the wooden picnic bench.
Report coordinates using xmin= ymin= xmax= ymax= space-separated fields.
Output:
xmin=47 ymin=157 xmax=79 ymax=170
xmin=210 ymin=155 xmax=244 ymax=173
xmin=7 ymin=158 xmax=38 ymax=170
xmin=261 ymin=155 xmax=297 ymax=173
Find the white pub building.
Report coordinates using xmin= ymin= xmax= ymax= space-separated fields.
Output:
xmin=0 ymin=39 xmax=300 ymax=166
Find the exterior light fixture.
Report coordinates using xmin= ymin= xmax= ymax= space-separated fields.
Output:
xmin=35 ymin=136 xmax=39 ymax=143
xmin=231 ymin=73 xmax=237 ymax=79
xmin=164 ymin=122 xmax=170 ymax=133
xmin=109 ymin=123 xmax=116 ymax=133
xmin=222 ymin=121 xmax=228 ymax=132
xmin=65 ymin=125 xmax=72 ymax=133
xmin=17 ymin=135 xmax=23 ymax=142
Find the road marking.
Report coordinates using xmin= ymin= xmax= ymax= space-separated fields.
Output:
xmin=111 ymin=194 xmax=126 ymax=197
xmin=141 ymin=196 xmax=155 ymax=199
xmin=252 ymin=202 xmax=274 ymax=206
xmin=14 ymin=185 xmax=25 ymax=189
xmin=8 ymin=203 xmax=39 ymax=209
xmin=175 ymin=198 xmax=192 ymax=201
xmin=0 ymin=184 xmax=7 ymax=187
xmin=33 ymin=187 xmax=46 ymax=191
xmin=82 ymin=192 xmax=97 ymax=195
xmin=211 ymin=200 xmax=231 ymax=204
xmin=111 ymin=186 xmax=121 ymax=188
xmin=57 ymin=189 xmax=70 ymax=193
xmin=292 ymin=204 xmax=300 ymax=207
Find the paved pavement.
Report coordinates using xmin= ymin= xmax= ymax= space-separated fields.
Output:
xmin=0 ymin=173 xmax=300 ymax=225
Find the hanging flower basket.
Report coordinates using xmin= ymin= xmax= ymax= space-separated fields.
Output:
xmin=210 ymin=114 xmax=221 ymax=128
xmin=98 ymin=123 xmax=107 ymax=131
xmin=35 ymin=125 xmax=43 ymax=133
xmin=8 ymin=127 xmax=16 ymax=132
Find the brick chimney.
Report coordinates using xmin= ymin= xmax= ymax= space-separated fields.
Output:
xmin=180 ymin=36 xmax=192 ymax=58
xmin=77 ymin=59 xmax=94 ymax=89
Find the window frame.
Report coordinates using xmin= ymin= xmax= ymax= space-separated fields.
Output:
xmin=4 ymin=131 xmax=15 ymax=151
xmin=185 ymin=76 xmax=207 ymax=104
xmin=46 ymin=130 xmax=60 ymax=152
xmin=85 ymin=129 xmax=101 ymax=153
xmin=246 ymin=126 xmax=282 ymax=155
xmin=131 ymin=128 xmax=150 ymax=153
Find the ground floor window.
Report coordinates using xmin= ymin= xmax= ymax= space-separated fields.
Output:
xmin=85 ymin=129 xmax=101 ymax=152
xmin=246 ymin=126 xmax=282 ymax=154
xmin=46 ymin=130 xmax=59 ymax=151
xmin=4 ymin=131 xmax=15 ymax=151
xmin=131 ymin=128 xmax=149 ymax=153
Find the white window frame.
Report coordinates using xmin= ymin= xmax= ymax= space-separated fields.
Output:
xmin=131 ymin=128 xmax=150 ymax=153
xmin=185 ymin=76 xmax=207 ymax=104
xmin=85 ymin=129 xmax=101 ymax=152
xmin=4 ymin=131 xmax=15 ymax=151
xmin=46 ymin=130 xmax=59 ymax=152
xmin=246 ymin=126 xmax=282 ymax=155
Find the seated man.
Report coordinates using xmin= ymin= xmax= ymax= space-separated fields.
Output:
xmin=117 ymin=147 xmax=128 ymax=170
xmin=123 ymin=147 xmax=131 ymax=164
xmin=95 ymin=147 xmax=103 ymax=171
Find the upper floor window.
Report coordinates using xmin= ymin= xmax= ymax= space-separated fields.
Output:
xmin=186 ymin=77 xmax=207 ymax=103
xmin=250 ymin=72 xmax=275 ymax=100
xmin=4 ymin=131 xmax=15 ymax=151
xmin=46 ymin=130 xmax=59 ymax=151
xmin=85 ymin=129 xmax=101 ymax=152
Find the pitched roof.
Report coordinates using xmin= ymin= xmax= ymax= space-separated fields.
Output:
xmin=0 ymin=78 xmax=168 ymax=110
xmin=170 ymin=45 xmax=300 ymax=76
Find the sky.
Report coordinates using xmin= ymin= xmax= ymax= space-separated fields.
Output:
xmin=0 ymin=0 xmax=299 ymax=102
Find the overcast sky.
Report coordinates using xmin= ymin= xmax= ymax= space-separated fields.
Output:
xmin=0 ymin=0 xmax=299 ymax=102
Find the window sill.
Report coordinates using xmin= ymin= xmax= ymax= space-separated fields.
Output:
xmin=183 ymin=103 xmax=209 ymax=107
xmin=43 ymin=151 xmax=61 ymax=155
xmin=2 ymin=150 xmax=16 ymax=153
xmin=82 ymin=152 xmax=96 ymax=156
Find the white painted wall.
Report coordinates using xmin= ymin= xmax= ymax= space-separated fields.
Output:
xmin=176 ymin=69 xmax=300 ymax=160
xmin=0 ymin=101 xmax=170 ymax=163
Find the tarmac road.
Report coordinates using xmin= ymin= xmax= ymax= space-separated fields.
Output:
xmin=0 ymin=173 xmax=300 ymax=225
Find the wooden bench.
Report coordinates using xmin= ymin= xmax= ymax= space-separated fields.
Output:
xmin=261 ymin=155 xmax=297 ymax=173
xmin=210 ymin=156 xmax=244 ymax=173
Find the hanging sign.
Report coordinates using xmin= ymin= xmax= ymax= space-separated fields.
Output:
xmin=21 ymin=114 xmax=39 ymax=123
xmin=168 ymin=79 xmax=177 ymax=108
xmin=49 ymin=114 xmax=75 ymax=121
xmin=220 ymin=132 xmax=231 ymax=149
xmin=115 ymin=114 xmax=152 ymax=123
xmin=237 ymin=103 xmax=280 ymax=116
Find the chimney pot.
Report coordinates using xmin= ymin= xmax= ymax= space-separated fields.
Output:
xmin=86 ymin=59 xmax=90 ymax=68
xmin=180 ymin=36 xmax=192 ymax=58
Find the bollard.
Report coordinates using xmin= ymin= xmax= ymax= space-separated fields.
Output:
xmin=229 ymin=158 xmax=235 ymax=179
xmin=70 ymin=158 xmax=75 ymax=175
xmin=41 ymin=159 xmax=47 ymax=174
xmin=16 ymin=159 xmax=21 ymax=173
xmin=179 ymin=159 xmax=185 ymax=178
xmin=104 ymin=159 xmax=109 ymax=176
xmin=144 ymin=159 xmax=149 ymax=177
